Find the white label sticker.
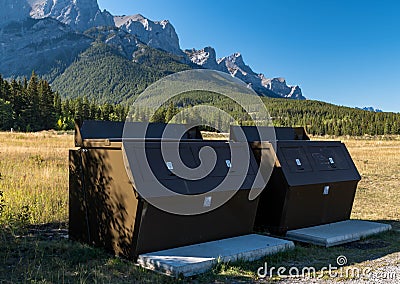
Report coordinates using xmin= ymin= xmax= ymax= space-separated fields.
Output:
xmin=295 ymin=159 xmax=302 ymax=166
xmin=166 ymin=162 xmax=174 ymax=170
xmin=225 ymin=160 xmax=232 ymax=168
xmin=323 ymin=185 xmax=330 ymax=195
xmin=329 ymin=157 xmax=335 ymax=164
xmin=203 ymin=196 xmax=212 ymax=207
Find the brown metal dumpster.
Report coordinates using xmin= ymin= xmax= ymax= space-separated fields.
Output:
xmin=69 ymin=121 xmax=263 ymax=260
xmin=230 ymin=125 xmax=361 ymax=234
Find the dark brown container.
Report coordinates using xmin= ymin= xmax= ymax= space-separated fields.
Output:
xmin=69 ymin=121 xmax=261 ymax=260
xmin=230 ymin=125 xmax=310 ymax=142
xmin=230 ymin=126 xmax=361 ymax=234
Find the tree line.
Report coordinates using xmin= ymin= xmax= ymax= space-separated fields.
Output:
xmin=0 ymin=72 xmax=129 ymax=131
xmin=1 ymin=73 xmax=400 ymax=135
xmin=145 ymin=90 xmax=400 ymax=136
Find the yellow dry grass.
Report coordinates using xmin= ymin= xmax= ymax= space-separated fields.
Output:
xmin=339 ymin=138 xmax=400 ymax=222
xmin=0 ymin=132 xmax=399 ymax=227
xmin=0 ymin=131 xmax=73 ymax=225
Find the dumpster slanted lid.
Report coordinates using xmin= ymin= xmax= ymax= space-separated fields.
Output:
xmin=230 ymin=125 xmax=309 ymax=142
xmin=75 ymin=120 xmax=202 ymax=146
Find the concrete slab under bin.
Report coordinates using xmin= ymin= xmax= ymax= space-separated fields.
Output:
xmin=286 ymin=220 xmax=392 ymax=247
xmin=137 ymin=234 xmax=294 ymax=277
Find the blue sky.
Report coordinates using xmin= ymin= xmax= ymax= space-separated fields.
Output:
xmin=98 ymin=0 xmax=400 ymax=112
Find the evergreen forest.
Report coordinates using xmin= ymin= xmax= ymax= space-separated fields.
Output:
xmin=1 ymin=72 xmax=400 ymax=136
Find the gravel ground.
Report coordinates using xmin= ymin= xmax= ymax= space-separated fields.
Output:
xmin=270 ymin=252 xmax=400 ymax=284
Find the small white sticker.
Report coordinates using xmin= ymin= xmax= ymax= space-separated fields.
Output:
xmin=323 ymin=185 xmax=330 ymax=195
xmin=329 ymin=157 xmax=335 ymax=164
xmin=203 ymin=196 xmax=212 ymax=207
xmin=225 ymin=160 xmax=232 ymax=168
xmin=166 ymin=162 xmax=173 ymax=170
xmin=295 ymin=159 xmax=302 ymax=166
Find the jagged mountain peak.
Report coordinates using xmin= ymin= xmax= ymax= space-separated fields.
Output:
xmin=114 ymin=13 xmax=183 ymax=56
xmin=115 ymin=13 xmax=170 ymax=26
xmin=219 ymin=52 xmax=256 ymax=77
xmin=263 ymin=77 xmax=303 ymax=99
xmin=185 ymin=46 xmax=219 ymax=69
xmin=0 ymin=0 xmax=115 ymax=30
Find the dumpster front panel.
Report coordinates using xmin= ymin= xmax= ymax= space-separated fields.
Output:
xmin=281 ymin=181 xmax=357 ymax=230
xmin=134 ymin=190 xmax=259 ymax=257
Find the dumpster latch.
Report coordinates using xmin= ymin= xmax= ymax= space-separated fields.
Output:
xmin=166 ymin=162 xmax=174 ymax=170
xmin=203 ymin=196 xmax=212 ymax=207
xmin=328 ymin=157 xmax=337 ymax=168
xmin=295 ymin=158 xmax=304 ymax=170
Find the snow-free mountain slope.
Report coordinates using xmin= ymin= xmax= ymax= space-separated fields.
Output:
xmin=0 ymin=0 xmax=305 ymax=100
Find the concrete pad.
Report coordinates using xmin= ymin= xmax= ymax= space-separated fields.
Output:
xmin=286 ymin=220 xmax=392 ymax=247
xmin=137 ymin=234 xmax=294 ymax=277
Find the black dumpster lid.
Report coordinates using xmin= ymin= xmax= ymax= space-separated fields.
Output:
xmin=123 ymin=141 xmax=262 ymax=197
xmin=276 ymin=140 xmax=361 ymax=186
xmin=230 ymin=125 xmax=309 ymax=142
xmin=75 ymin=120 xmax=203 ymax=146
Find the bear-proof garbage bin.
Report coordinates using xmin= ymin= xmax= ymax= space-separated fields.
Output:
xmin=230 ymin=125 xmax=361 ymax=234
xmin=69 ymin=121 xmax=263 ymax=260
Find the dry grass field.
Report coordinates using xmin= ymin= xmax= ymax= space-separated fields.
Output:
xmin=0 ymin=132 xmax=72 ymax=227
xmin=340 ymin=137 xmax=400 ymax=223
xmin=0 ymin=131 xmax=399 ymax=283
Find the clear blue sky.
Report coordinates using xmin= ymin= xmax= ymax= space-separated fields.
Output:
xmin=98 ymin=0 xmax=400 ymax=112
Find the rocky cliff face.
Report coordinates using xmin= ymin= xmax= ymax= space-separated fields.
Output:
xmin=114 ymin=14 xmax=183 ymax=56
xmin=27 ymin=0 xmax=114 ymax=31
xmin=0 ymin=0 xmax=114 ymax=31
xmin=83 ymin=26 xmax=141 ymax=60
xmin=0 ymin=18 xmax=91 ymax=79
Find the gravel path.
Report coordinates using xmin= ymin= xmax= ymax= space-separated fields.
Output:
xmin=273 ymin=252 xmax=400 ymax=284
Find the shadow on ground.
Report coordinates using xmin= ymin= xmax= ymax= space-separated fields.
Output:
xmin=0 ymin=220 xmax=399 ymax=283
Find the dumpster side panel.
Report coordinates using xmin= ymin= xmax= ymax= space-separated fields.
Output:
xmin=69 ymin=149 xmax=89 ymax=242
xmin=82 ymin=148 xmax=138 ymax=258
xmin=254 ymin=167 xmax=288 ymax=233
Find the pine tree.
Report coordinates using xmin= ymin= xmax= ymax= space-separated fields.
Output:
xmin=38 ymin=79 xmax=56 ymax=130
xmin=54 ymin=92 xmax=62 ymax=119
xmin=82 ymin=97 xmax=90 ymax=120
xmin=0 ymin=75 xmax=11 ymax=102
xmin=165 ymin=101 xmax=177 ymax=122
xmin=0 ymin=99 xmax=13 ymax=130
xmin=26 ymin=72 xmax=40 ymax=131
xmin=74 ymin=97 xmax=84 ymax=121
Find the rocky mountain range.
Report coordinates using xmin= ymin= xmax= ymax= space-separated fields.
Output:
xmin=356 ymin=107 xmax=383 ymax=113
xmin=0 ymin=0 xmax=305 ymax=101
xmin=184 ymin=48 xmax=303 ymax=99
